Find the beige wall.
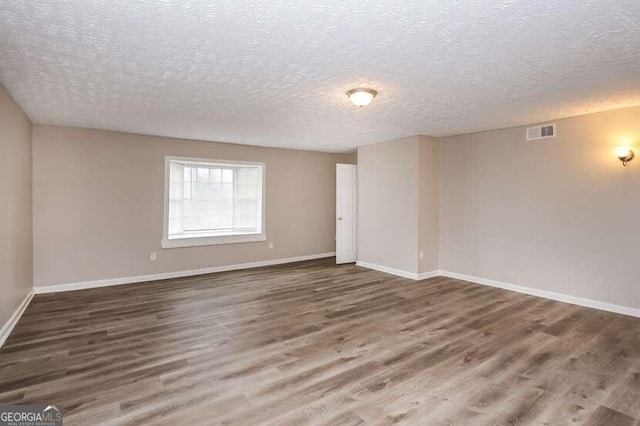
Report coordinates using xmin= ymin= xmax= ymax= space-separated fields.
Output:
xmin=358 ymin=137 xmax=418 ymax=273
xmin=0 ymin=84 xmax=33 ymax=326
xmin=418 ymin=137 xmax=439 ymax=273
xmin=440 ymin=106 xmax=640 ymax=309
xmin=25 ymin=100 xmax=640 ymax=311
xmin=33 ymin=125 xmax=355 ymax=287
xmin=358 ymin=136 xmax=439 ymax=275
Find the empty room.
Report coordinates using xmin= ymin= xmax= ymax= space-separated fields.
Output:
xmin=1 ymin=1 xmax=639 ymax=425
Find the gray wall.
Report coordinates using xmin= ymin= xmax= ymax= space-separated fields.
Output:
xmin=33 ymin=125 xmax=355 ymax=287
xmin=0 ymin=83 xmax=33 ymax=326
xmin=439 ymin=106 xmax=640 ymax=309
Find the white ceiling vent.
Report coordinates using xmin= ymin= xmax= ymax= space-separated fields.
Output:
xmin=526 ymin=124 xmax=556 ymax=141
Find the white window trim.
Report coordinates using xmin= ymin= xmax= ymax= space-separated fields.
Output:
xmin=161 ymin=156 xmax=267 ymax=249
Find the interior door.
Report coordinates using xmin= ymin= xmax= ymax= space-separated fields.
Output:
xmin=336 ymin=164 xmax=357 ymax=264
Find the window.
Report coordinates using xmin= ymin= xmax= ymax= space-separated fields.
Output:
xmin=162 ymin=156 xmax=266 ymax=248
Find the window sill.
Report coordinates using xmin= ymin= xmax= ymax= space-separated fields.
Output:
xmin=161 ymin=232 xmax=267 ymax=249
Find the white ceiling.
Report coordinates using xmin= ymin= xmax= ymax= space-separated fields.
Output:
xmin=1 ymin=1 xmax=639 ymax=152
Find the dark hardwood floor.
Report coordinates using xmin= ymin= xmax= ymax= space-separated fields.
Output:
xmin=0 ymin=258 xmax=639 ymax=425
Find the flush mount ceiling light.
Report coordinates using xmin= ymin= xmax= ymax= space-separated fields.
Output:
xmin=347 ymin=88 xmax=377 ymax=107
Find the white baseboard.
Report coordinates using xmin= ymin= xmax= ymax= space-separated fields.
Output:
xmin=356 ymin=261 xmax=439 ymax=281
xmin=34 ymin=252 xmax=336 ymax=295
xmin=355 ymin=261 xmax=639 ymax=317
xmin=28 ymin=253 xmax=639 ymax=322
xmin=0 ymin=289 xmax=34 ymax=348
xmin=417 ymin=270 xmax=440 ymax=280
xmin=438 ymin=270 xmax=640 ymax=318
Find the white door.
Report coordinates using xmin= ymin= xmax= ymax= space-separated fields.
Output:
xmin=336 ymin=164 xmax=357 ymax=264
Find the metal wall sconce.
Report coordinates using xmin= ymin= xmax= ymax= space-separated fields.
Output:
xmin=616 ymin=146 xmax=634 ymax=167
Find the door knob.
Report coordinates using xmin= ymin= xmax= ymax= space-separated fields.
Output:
xmin=337 ymin=216 xmax=343 ymax=221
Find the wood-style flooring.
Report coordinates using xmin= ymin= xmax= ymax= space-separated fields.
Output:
xmin=1 ymin=258 xmax=639 ymax=425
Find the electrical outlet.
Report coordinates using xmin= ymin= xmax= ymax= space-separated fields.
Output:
xmin=150 ymin=252 xmax=157 ymax=261
xmin=268 ymin=241 xmax=274 ymax=249
xmin=419 ymin=250 xmax=424 ymax=260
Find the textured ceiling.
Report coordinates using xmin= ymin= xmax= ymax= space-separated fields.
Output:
xmin=1 ymin=1 xmax=640 ymax=152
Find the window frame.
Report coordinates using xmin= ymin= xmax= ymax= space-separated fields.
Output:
xmin=161 ymin=155 xmax=267 ymax=249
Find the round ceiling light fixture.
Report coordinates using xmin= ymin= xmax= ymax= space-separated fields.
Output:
xmin=347 ymin=88 xmax=377 ymax=107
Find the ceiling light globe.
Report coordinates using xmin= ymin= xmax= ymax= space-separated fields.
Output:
xmin=616 ymin=146 xmax=632 ymax=159
xmin=347 ymin=88 xmax=377 ymax=107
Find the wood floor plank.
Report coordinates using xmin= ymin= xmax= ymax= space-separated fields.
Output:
xmin=585 ymin=405 xmax=636 ymax=426
xmin=0 ymin=258 xmax=638 ymax=425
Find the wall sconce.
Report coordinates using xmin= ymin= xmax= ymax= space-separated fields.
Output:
xmin=616 ymin=146 xmax=634 ymax=167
